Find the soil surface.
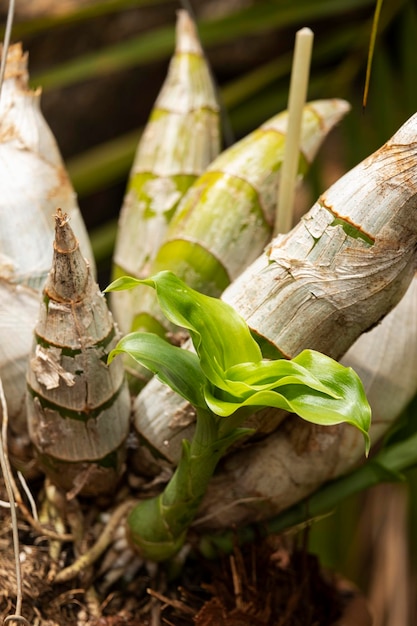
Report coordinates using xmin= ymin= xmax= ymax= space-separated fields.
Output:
xmin=0 ymin=472 xmax=348 ymax=626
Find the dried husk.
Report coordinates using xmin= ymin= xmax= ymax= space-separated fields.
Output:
xmin=132 ymin=113 xmax=417 ymax=528
xmin=111 ymin=9 xmax=221 ymax=334
xmin=224 ymin=118 xmax=417 ymax=361
xmin=26 ymin=211 xmax=130 ymax=496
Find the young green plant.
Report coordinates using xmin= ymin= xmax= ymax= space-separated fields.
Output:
xmin=107 ymin=270 xmax=371 ymax=561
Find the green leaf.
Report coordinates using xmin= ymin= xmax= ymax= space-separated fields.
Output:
xmin=106 ymin=271 xmax=262 ymax=386
xmin=224 ymin=357 xmax=342 ymax=397
xmin=205 ymin=349 xmax=371 ymax=454
xmin=105 ymin=275 xmax=145 ymax=292
xmin=108 ymin=332 xmax=206 ymax=409
xmin=107 ymin=274 xmax=370 ymax=452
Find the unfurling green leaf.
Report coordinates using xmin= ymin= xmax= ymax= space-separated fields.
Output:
xmin=107 ymin=271 xmax=262 ymax=387
xmin=108 ymin=332 xmax=206 ymax=409
xmin=206 ymin=350 xmax=371 ymax=454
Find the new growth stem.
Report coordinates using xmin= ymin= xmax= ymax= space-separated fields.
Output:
xmin=275 ymin=27 xmax=314 ymax=235
xmin=127 ymin=407 xmax=248 ymax=562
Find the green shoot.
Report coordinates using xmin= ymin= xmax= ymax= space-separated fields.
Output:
xmin=275 ymin=27 xmax=314 ymax=235
xmin=107 ymin=271 xmax=371 ymax=561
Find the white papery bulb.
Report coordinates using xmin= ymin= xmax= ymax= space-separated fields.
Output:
xmin=0 ymin=42 xmax=95 ymax=288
